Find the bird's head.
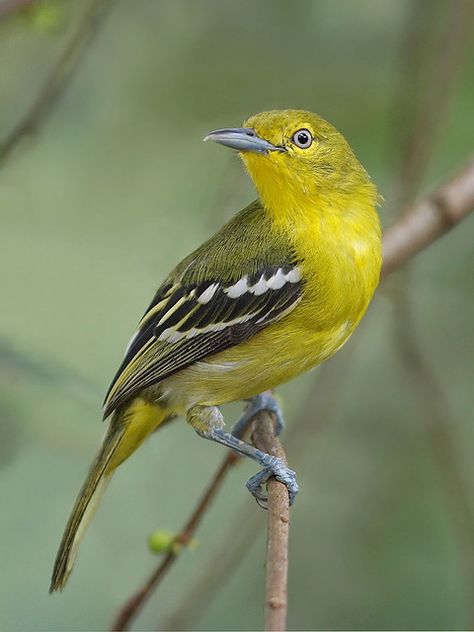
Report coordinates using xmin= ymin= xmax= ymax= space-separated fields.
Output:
xmin=205 ymin=109 xmax=376 ymax=215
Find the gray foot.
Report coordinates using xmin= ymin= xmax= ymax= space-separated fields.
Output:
xmin=232 ymin=392 xmax=285 ymax=439
xmin=246 ymin=456 xmax=299 ymax=508
xmin=187 ymin=403 xmax=297 ymax=508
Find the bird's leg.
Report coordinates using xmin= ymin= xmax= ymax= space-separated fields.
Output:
xmin=187 ymin=403 xmax=298 ymax=507
xmin=231 ymin=392 xmax=285 ymax=439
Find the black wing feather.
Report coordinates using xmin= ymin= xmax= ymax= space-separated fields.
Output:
xmin=103 ymin=267 xmax=302 ymax=417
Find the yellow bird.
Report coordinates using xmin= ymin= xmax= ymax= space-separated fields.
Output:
xmin=50 ymin=109 xmax=382 ymax=591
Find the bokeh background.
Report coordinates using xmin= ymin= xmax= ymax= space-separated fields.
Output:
xmin=1 ymin=1 xmax=473 ymax=630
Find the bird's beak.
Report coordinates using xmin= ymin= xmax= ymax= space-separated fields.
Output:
xmin=204 ymin=127 xmax=284 ymax=154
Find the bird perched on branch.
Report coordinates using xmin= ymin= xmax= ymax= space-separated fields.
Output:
xmin=50 ymin=109 xmax=382 ymax=591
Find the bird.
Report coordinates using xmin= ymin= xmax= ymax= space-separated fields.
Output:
xmin=50 ymin=109 xmax=382 ymax=592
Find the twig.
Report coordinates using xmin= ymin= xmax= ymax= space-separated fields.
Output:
xmin=252 ymin=412 xmax=290 ymax=632
xmin=0 ymin=0 xmax=36 ymax=20
xmin=111 ymin=159 xmax=474 ymax=631
xmin=161 ymin=503 xmax=261 ymax=631
xmin=111 ymin=452 xmax=238 ymax=631
xmin=0 ymin=0 xmax=113 ymax=165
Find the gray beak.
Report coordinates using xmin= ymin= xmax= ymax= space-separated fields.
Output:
xmin=204 ymin=127 xmax=284 ymax=154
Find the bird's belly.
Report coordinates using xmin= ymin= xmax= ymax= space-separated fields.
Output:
xmin=158 ymin=243 xmax=380 ymax=412
xmin=160 ymin=312 xmax=355 ymax=411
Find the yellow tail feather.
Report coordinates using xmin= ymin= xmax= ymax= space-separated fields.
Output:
xmin=50 ymin=398 xmax=168 ymax=592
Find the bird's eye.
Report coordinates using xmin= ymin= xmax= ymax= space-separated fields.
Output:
xmin=292 ymin=129 xmax=313 ymax=149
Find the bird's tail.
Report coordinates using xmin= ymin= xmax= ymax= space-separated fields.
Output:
xmin=50 ymin=398 xmax=168 ymax=592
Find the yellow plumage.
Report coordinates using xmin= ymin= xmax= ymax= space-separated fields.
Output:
xmin=50 ymin=109 xmax=382 ymax=591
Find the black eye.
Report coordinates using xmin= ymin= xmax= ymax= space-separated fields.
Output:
xmin=292 ymin=128 xmax=313 ymax=149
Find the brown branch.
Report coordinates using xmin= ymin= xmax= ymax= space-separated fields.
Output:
xmin=110 ymin=452 xmax=239 ymax=631
xmin=161 ymin=502 xmax=262 ymax=631
xmin=110 ymin=406 xmax=291 ymax=632
xmin=0 ymin=0 xmax=113 ymax=165
xmin=381 ymin=159 xmax=474 ymax=277
xmin=0 ymin=0 xmax=36 ymax=20
xmin=252 ymin=413 xmax=290 ymax=632
xmin=111 ymin=159 xmax=474 ymax=631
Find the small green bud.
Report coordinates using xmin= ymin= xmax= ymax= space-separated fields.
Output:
xmin=147 ymin=529 xmax=198 ymax=555
xmin=148 ymin=529 xmax=177 ymax=554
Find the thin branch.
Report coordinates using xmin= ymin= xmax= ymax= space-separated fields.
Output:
xmin=111 ymin=452 xmax=239 ymax=631
xmin=0 ymin=0 xmax=37 ymax=20
xmin=0 ymin=0 xmax=113 ymax=165
xmin=111 ymin=159 xmax=474 ymax=631
xmin=252 ymin=412 xmax=290 ymax=632
xmin=111 ymin=406 xmax=282 ymax=632
xmin=161 ymin=502 xmax=261 ymax=631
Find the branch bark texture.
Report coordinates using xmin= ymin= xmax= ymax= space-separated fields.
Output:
xmin=381 ymin=160 xmax=474 ymax=277
xmin=252 ymin=413 xmax=290 ymax=632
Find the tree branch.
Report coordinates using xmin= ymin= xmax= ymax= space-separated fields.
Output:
xmin=252 ymin=412 xmax=290 ymax=632
xmin=110 ymin=452 xmax=239 ymax=631
xmin=0 ymin=0 xmax=113 ymax=165
xmin=381 ymin=159 xmax=474 ymax=277
xmin=0 ymin=0 xmax=37 ymax=20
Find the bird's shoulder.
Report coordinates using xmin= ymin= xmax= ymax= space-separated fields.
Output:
xmin=172 ymin=199 xmax=294 ymax=285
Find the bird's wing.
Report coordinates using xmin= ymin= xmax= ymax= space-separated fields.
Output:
xmin=103 ymin=263 xmax=302 ymax=417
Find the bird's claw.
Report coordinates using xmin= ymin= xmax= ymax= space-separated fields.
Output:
xmin=248 ymin=393 xmax=285 ymax=436
xmin=233 ymin=393 xmax=286 ymax=439
xmin=246 ymin=461 xmax=299 ymax=508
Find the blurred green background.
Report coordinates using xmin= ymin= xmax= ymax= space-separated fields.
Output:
xmin=1 ymin=1 xmax=473 ymax=630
